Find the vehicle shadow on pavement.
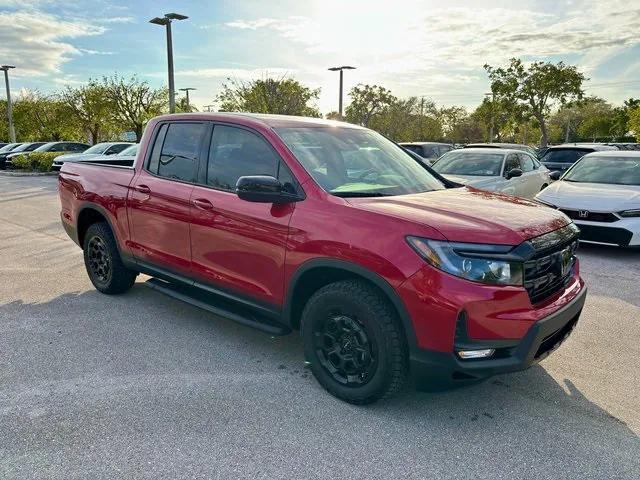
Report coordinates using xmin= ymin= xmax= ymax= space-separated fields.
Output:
xmin=1 ymin=285 xmax=637 ymax=449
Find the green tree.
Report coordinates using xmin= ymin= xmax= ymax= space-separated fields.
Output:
xmin=103 ymin=75 xmax=168 ymax=141
xmin=217 ymin=77 xmax=320 ymax=117
xmin=629 ymin=107 xmax=640 ymax=142
xmin=60 ymin=80 xmax=116 ymax=144
xmin=344 ymin=84 xmax=395 ymax=127
xmin=484 ymin=58 xmax=585 ymax=147
xmin=12 ymin=90 xmax=83 ymax=141
xmin=611 ymin=98 xmax=640 ymax=139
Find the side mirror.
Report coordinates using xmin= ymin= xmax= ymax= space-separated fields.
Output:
xmin=236 ymin=175 xmax=300 ymax=203
xmin=506 ymin=168 xmax=523 ymax=179
xmin=549 ymin=170 xmax=562 ymax=181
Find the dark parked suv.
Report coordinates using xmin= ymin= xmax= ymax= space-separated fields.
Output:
xmin=540 ymin=144 xmax=618 ymax=173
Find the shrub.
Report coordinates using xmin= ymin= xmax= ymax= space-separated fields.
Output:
xmin=11 ymin=152 xmax=67 ymax=172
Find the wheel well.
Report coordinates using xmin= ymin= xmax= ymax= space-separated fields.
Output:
xmin=77 ymin=208 xmax=108 ymax=247
xmin=288 ymin=266 xmax=405 ymax=337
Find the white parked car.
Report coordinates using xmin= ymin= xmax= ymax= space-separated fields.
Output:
xmin=536 ymin=151 xmax=640 ymax=247
xmin=432 ymin=148 xmax=550 ymax=199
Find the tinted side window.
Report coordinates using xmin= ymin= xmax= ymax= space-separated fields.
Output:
xmin=50 ymin=143 xmax=65 ymax=152
xmin=156 ymin=123 xmax=205 ymax=182
xmin=207 ymin=125 xmax=279 ymax=191
xmin=504 ymin=154 xmax=519 ymax=175
xmin=403 ymin=145 xmax=422 ymax=155
xmin=519 ymin=153 xmax=535 ymax=172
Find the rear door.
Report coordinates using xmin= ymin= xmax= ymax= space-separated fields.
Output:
xmin=189 ymin=123 xmax=298 ymax=309
xmin=128 ymin=121 xmax=208 ymax=276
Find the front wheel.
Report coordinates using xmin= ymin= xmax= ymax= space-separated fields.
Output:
xmin=302 ymin=279 xmax=408 ymax=404
xmin=83 ymin=222 xmax=137 ymax=294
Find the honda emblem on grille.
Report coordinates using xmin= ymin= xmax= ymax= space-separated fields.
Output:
xmin=578 ymin=210 xmax=589 ymax=218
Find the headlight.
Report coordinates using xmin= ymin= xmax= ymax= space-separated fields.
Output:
xmin=406 ymin=236 xmax=523 ymax=286
xmin=619 ymin=209 xmax=640 ymax=218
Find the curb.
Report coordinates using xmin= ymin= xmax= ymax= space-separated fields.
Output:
xmin=0 ymin=171 xmax=58 ymax=177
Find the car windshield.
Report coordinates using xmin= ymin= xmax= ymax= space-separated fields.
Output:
xmin=83 ymin=144 xmax=108 ymax=154
xmin=119 ymin=144 xmax=138 ymax=156
xmin=0 ymin=143 xmax=19 ymax=153
xmin=541 ymin=149 xmax=590 ymax=164
xmin=432 ymin=151 xmax=504 ymax=176
xmin=275 ymin=127 xmax=445 ymax=197
xmin=563 ymin=156 xmax=640 ymax=185
xmin=34 ymin=142 xmax=57 ymax=152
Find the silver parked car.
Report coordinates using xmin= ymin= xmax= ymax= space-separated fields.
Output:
xmin=51 ymin=142 xmax=133 ymax=170
xmin=52 ymin=144 xmax=138 ymax=171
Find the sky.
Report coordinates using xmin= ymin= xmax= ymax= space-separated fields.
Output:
xmin=1 ymin=0 xmax=639 ymax=114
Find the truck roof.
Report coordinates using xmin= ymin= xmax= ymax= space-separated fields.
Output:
xmin=151 ymin=112 xmax=365 ymax=130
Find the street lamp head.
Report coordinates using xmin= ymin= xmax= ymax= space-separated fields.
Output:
xmin=165 ymin=13 xmax=188 ymax=21
xmin=1 ymin=65 xmax=16 ymax=71
xmin=149 ymin=17 xmax=169 ymax=25
xmin=328 ymin=66 xmax=356 ymax=71
xmin=179 ymin=87 xmax=196 ymax=92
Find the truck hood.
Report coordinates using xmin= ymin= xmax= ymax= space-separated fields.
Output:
xmin=348 ymin=187 xmax=569 ymax=245
xmin=537 ymin=181 xmax=640 ymax=211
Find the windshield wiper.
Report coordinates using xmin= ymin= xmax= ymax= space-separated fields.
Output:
xmin=332 ymin=191 xmax=395 ymax=198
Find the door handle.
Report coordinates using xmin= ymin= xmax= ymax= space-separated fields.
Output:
xmin=192 ymin=198 xmax=214 ymax=210
xmin=134 ymin=184 xmax=151 ymax=194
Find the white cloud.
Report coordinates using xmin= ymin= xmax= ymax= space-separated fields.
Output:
xmin=174 ymin=67 xmax=297 ymax=79
xmin=101 ymin=16 xmax=135 ymax=24
xmin=0 ymin=11 xmax=106 ymax=76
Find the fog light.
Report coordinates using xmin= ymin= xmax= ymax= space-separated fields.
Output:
xmin=457 ymin=349 xmax=495 ymax=359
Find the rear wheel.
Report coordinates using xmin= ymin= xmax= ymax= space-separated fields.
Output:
xmin=83 ymin=222 xmax=137 ymax=294
xmin=302 ymin=279 xmax=408 ymax=404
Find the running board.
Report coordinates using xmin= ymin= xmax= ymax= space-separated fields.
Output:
xmin=145 ymin=277 xmax=291 ymax=336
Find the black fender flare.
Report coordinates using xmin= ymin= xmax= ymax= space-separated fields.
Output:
xmin=283 ymin=258 xmax=418 ymax=350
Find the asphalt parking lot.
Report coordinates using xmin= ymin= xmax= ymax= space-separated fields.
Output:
xmin=1 ymin=175 xmax=638 ymax=479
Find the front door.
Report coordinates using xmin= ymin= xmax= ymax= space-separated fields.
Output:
xmin=128 ymin=121 xmax=208 ymax=277
xmin=189 ymin=123 xmax=298 ymax=309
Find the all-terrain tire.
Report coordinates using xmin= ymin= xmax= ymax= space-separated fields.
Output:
xmin=83 ymin=222 xmax=137 ymax=294
xmin=302 ymin=279 xmax=408 ymax=404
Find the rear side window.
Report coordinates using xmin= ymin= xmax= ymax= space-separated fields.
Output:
xmin=147 ymin=123 xmax=205 ymax=182
xmin=403 ymin=145 xmax=422 ymax=155
xmin=422 ymin=145 xmax=438 ymax=157
xmin=207 ymin=125 xmax=279 ymax=191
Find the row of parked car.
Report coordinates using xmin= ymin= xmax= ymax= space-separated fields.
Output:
xmin=0 ymin=141 xmax=138 ymax=170
xmin=400 ymin=141 xmax=639 ymax=247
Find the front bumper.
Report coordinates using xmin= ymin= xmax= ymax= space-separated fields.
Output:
xmin=575 ymin=218 xmax=640 ymax=247
xmin=410 ymin=285 xmax=586 ymax=389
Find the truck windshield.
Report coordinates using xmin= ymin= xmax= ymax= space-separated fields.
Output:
xmin=275 ymin=127 xmax=445 ymax=197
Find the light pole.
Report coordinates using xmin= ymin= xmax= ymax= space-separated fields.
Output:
xmin=1 ymin=65 xmax=16 ymax=142
xmin=150 ymin=12 xmax=188 ymax=114
xmin=179 ymin=87 xmax=196 ymax=111
xmin=484 ymin=92 xmax=495 ymax=143
xmin=328 ymin=66 xmax=355 ymax=118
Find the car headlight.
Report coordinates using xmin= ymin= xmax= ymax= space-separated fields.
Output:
xmin=619 ymin=209 xmax=640 ymax=218
xmin=406 ymin=236 xmax=523 ymax=286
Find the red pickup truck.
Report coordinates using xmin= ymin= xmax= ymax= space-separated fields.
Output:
xmin=59 ymin=113 xmax=586 ymax=404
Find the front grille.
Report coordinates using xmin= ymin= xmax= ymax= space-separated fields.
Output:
xmin=560 ymin=209 xmax=619 ymax=223
xmin=524 ymin=225 xmax=579 ymax=305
